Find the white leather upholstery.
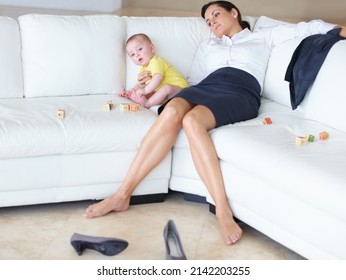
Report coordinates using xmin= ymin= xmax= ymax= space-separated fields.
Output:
xmin=19 ymin=15 xmax=126 ymax=97
xmin=0 ymin=17 xmax=23 ymax=98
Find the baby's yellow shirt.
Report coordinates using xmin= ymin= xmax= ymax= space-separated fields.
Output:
xmin=140 ymin=55 xmax=188 ymax=90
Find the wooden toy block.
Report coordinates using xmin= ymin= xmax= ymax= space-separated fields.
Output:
xmin=107 ymin=100 xmax=115 ymax=109
xmin=143 ymin=77 xmax=151 ymax=85
xmin=129 ymin=103 xmax=140 ymax=112
xmin=103 ymin=100 xmax=115 ymax=112
xmin=319 ymin=131 xmax=329 ymax=141
xmin=103 ymin=103 xmax=111 ymax=111
xmin=262 ymin=117 xmax=272 ymax=125
xmin=306 ymin=134 xmax=315 ymax=142
xmin=120 ymin=103 xmax=130 ymax=112
xmin=296 ymin=136 xmax=307 ymax=146
xmin=56 ymin=109 xmax=65 ymax=119
xmin=138 ymin=74 xmax=152 ymax=85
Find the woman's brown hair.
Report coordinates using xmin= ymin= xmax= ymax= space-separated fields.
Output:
xmin=201 ymin=1 xmax=250 ymax=30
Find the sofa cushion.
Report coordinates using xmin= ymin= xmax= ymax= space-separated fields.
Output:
xmin=211 ymin=114 xmax=346 ymax=222
xmin=0 ymin=98 xmax=64 ymax=159
xmin=0 ymin=95 xmax=157 ymax=159
xmin=303 ymin=41 xmax=346 ymax=133
xmin=254 ymin=16 xmax=300 ymax=108
xmin=262 ymin=37 xmax=303 ymax=108
xmin=123 ymin=16 xmax=210 ymax=88
xmin=19 ymin=15 xmax=125 ymax=98
xmin=171 ymin=98 xmax=346 ymax=223
xmin=0 ymin=17 xmax=24 ymax=98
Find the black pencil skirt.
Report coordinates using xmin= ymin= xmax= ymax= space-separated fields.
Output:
xmin=158 ymin=67 xmax=261 ymax=128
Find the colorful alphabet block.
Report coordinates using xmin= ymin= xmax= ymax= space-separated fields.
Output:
xmin=262 ymin=117 xmax=272 ymax=125
xmin=319 ymin=131 xmax=329 ymax=141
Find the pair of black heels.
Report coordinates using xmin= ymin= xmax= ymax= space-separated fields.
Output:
xmin=70 ymin=219 xmax=186 ymax=259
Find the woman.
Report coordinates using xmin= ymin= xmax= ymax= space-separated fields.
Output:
xmin=85 ymin=1 xmax=345 ymax=246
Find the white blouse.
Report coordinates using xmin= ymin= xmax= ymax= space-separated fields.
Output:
xmin=188 ymin=18 xmax=336 ymax=91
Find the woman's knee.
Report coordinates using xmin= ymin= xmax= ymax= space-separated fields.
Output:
xmin=182 ymin=110 xmax=199 ymax=131
xmin=183 ymin=106 xmax=216 ymax=133
xmin=160 ymin=98 xmax=191 ymax=126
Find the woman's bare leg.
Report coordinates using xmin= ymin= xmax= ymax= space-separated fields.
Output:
xmin=84 ymin=98 xmax=194 ymax=218
xmin=182 ymin=105 xmax=242 ymax=245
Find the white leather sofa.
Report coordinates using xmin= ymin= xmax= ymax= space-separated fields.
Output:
xmin=0 ymin=14 xmax=345 ymax=260
xmin=0 ymin=15 xmax=172 ymax=207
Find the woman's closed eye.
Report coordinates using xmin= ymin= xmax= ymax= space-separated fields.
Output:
xmin=206 ymin=10 xmax=220 ymax=26
xmin=213 ymin=11 xmax=220 ymax=19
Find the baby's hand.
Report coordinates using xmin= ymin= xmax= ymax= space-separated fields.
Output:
xmin=138 ymin=71 xmax=152 ymax=87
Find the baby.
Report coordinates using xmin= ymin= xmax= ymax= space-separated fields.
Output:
xmin=119 ymin=33 xmax=188 ymax=108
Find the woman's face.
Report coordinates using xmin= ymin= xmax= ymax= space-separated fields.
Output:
xmin=204 ymin=4 xmax=240 ymax=38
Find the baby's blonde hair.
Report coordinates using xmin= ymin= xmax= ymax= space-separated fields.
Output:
xmin=126 ymin=33 xmax=152 ymax=45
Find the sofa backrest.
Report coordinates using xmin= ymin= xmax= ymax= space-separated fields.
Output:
xmin=17 ymin=15 xmax=211 ymax=98
xmin=18 ymin=14 xmax=126 ymax=98
xmin=303 ymin=40 xmax=346 ymax=133
xmin=259 ymin=17 xmax=346 ymax=133
xmin=256 ymin=16 xmax=303 ymax=108
xmin=3 ymin=14 xmax=346 ymax=133
xmin=0 ymin=17 xmax=24 ymax=98
xmin=262 ymin=37 xmax=303 ymax=108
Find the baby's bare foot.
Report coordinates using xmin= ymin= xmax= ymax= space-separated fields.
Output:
xmin=128 ymin=91 xmax=146 ymax=107
xmin=119 ymin=90 xmax=129 ymax=98
xmin=84 ymin=194 xmax=129 ymax=219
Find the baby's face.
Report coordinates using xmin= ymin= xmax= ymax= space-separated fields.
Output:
xmin=126 ymin=38 xmax=155 ymax=66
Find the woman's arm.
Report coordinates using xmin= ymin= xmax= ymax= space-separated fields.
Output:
xmin=261 ymin=19 xmax=337 ymax=49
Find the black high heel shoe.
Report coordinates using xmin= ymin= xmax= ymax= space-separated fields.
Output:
xmin=70 ymin=232 xmax=128 ymax=256
xmin=163 ymin=220 xmax=187 ymax=260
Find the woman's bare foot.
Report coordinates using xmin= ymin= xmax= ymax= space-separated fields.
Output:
xmin=84 ymin=193 xmax=130 ymax=219
xmin=216 ymin=209 xmax=243 ymax=245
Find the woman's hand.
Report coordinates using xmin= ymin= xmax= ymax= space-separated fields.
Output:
xmin=339 ymin=26 xmax=346 ymax=38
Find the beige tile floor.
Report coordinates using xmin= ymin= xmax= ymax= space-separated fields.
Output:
xmin=0 ymin=191 xmax=303 ymax=260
